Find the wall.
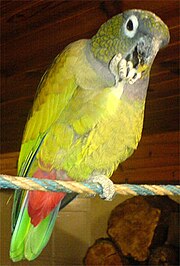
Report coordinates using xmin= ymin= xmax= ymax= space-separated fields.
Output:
xmin=0 ymin=191 xmax=131 ymax=266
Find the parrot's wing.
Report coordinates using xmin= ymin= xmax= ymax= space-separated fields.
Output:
xmin=12 ymin=41 xmax=85 ymax=230
xmin=18 ymin=44 xmax=80 ymax=176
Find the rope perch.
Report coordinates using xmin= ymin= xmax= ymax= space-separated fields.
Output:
xmin=0 ymin=174 xmax=179 ymax=197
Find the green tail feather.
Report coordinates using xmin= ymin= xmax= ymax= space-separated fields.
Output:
xmin=10 ymin=193 xmax=61 ymax=261
xmin=24 ymin=203 xmax=60 ymax=261
xmin=10 ymin=194 xmax=30 ymax=261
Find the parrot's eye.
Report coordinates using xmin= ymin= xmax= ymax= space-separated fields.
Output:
xmin=124 ymin=15 xmax=139 ymax=38
xmin=127 ymin=20 xmax=133 ymax=31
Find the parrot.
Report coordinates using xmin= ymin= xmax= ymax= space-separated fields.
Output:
xmin=10 ymin=9 xmax=170 ymax=261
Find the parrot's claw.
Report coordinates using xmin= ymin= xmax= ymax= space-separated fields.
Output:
xmin=109 ymin=53 xmax=122 ymax=85
xmin=87 ymin=175 xmax=115 ymax=201
xmin=119 ymin=59 xmax=141 ymax=84
xmin=109 ymin=53 xmax=141 ymax=86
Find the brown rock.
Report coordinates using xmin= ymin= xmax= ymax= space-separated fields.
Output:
xmin=107 ymin=196 xmax=161 ymax=261
xmin=84 ymin=238 xmax=129 ymax=266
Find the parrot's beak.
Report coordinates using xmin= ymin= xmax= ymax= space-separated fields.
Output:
xmin=125 ymin=25 xmax=169 ymax=75
xmin=125 ymin=37 xmax=152 ymax=74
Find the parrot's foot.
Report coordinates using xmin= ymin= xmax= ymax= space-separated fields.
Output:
xmin=109 ymin=53 xmax=123 ymax=85
xmin=87 ymin=175 xmax=115 ymax=201
xmin=109 ymin=53 xmax=141 ymax=85
xmin=119 ymin=59 xmax=141 ymax=84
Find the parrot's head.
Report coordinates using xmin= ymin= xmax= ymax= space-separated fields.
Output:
xmin=91 ymin=9 xmax=170 ymax=75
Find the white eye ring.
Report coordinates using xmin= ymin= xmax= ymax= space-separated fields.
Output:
xmin=124 ymin=15 xmax=139 ymax=38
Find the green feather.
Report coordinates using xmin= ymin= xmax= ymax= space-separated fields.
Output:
xmin=10 ymin=195 xmax=31 ymax=261
xmin=10 ymin=195 xmax=61 ymax=261
xmin=24 ymin=203 xmax=60 ymax=261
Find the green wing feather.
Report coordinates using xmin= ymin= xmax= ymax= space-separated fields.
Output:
xmin=10 ymin=41 xmax=87 ymax=261
xmin=11 ymin=41 xmax=82 ymax=225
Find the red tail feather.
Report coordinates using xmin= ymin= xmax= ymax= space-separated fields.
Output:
xmin=28 ymin=168 xmax=66 ymax=226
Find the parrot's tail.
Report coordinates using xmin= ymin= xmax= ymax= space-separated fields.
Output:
xmin=10 ymin=192 xmax=62 ymax=261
